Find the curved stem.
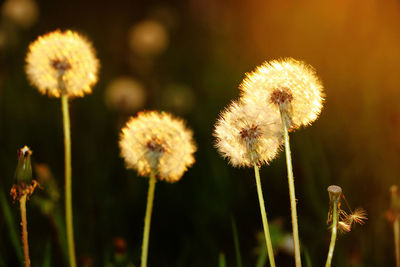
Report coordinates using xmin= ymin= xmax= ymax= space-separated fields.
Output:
xmin=325 ymin=200 xmax=338 ymax=267
xmin=280 ymin=110 xmax=302 ymax=267
xmin=253 ymin=164 xmax=276 ymax=267
xmin=394 ymin=217 xmax=400 ymax=267
xmin=61 ymin=90 xmax=76 ymax=267
xmin=20 ymin=194 xmax=30 ymax=267
xmin=141 ymin=172 xmax=157 ymax=267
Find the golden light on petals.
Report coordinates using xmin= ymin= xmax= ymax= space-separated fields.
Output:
xmin=240 ymin=58 xmax=325 ymax=129
xmin=119 ymin=111 xmax=196 ymax=182
xmin=25 ymin=30 xmax=99 ymax=98
xmin=214 ymin=101 xmax=282 ymax=167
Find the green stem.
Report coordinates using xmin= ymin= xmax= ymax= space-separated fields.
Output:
xmin=280 ymin=110 xmax=302 ymax=267
xmin=61 ymin=89 xmax=76 ymax=267
xmin=325 ymin=200 xmax=338 ymax=267
xmin=20 ymin=194 xmax=30 ymax=267
xmin=253 ymin=164 xmax=276 ymax=267
xmin=141 ymin=171 xmax=157 ymax=267
xmin=395 ymin=217 xmax=400 ymax=267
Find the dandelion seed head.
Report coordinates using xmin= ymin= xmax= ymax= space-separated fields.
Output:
xmin=240 ymin=58 xmax=324 ymax=129
xmin=25 ymin=30 xmax=99 ymax=98
xmin=119 ymin=111 xmax=196 ymax=182
xmin=214 ymin=101 xmax=282 ymax=167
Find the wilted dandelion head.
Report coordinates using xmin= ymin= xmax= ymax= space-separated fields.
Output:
xmin=119 ymin=111 xmax=196 ymax=182
xmin=240 ymin=58 xmax=324 ymax=129
xmin=214 ymin=101 xmax=282 ymax=168
xmin=25 ymin=30 xmax=99 ymax=98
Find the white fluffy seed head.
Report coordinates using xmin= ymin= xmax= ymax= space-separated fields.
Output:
xmin=25 ymin=30 xmax=99 ymax=98
xmin=119 ymin=111 xmax=196 ymax=182
xmin=240 ymin=58 xmax=325 ymax=129
xmin=214 ymin=101 xmax=282 ymax=168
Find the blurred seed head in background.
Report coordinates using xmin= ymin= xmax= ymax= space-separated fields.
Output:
xmin=105 ymin=76 xmax=146 ymax=114
xmin=128 ymin=20 xmax=169 ymax=58
xmin=2 ymin=0 xmax=38 ymax=29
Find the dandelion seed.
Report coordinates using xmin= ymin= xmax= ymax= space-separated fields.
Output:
xmin=337 ymin=221 xmax=351 ymax=233
xmin=25 ymin=30 xmax=99 ymax=98
xmin=240 ymin=58 xmax=325 ymax=129
xmin=119 ymin=111 xmax=196 ymax=182
xmin=346 ymin=208 xmax=368 ymax=226
xmin=214 ymin=101 xmax=282 ymax=168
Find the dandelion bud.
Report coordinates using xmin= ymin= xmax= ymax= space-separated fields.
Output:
xmin=214 ymin=101 xmax=282 ymax=167
xmin=240 ymin=58 xmax=325 ymax=129
xmin=119 ymin=111 xmax=196 ymax=182
xmin=25 ymin=30 xmax=99 ymax=98
xmin=14 ymin=146 xmax=32 ymax=184
xmin=10 ymin=146 xmax=38 ymax=200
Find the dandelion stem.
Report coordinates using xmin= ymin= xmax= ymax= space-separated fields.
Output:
xmin=253 ymin=164 xmax=276 ymax=267
xmin=20 ymin=194 xmax=30 ymax=267
xmin=280 ymin=109 xmax=302 ymax=267
xmin=395 ymin=217 xmax=400 ymax=267
xmin=61 ymin=78 xmax=76 ymax=267
xmin=141 ymin=171 xmax=157 ymax=267
xmin=325 ymin=199 xmax=338 ymax=267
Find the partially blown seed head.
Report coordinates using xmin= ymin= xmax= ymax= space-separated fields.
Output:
xmin=25 ymin=30 xmax=99 ymax=98
xmin=119 ymin=111 xmax=196 ymax=182
xmin=240 ymin=58 xmax=324 ymax=129
xmin=214 ymin=101 xmax=282 ymax=167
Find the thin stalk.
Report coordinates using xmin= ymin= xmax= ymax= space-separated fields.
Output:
xmin=394 ymin=217 xmax=400 ymax=267
xmin=60 ymin=77 xmax=76 ymax=267
xmin=325 ymin=200 xmax=338 ymax=267
xmin=141 ymin=171 xmax=157 ymax=267
xmin=253 ymin=164 xmax=276 ymax=267
xmin=280 ymin=109 xmax=302 ymax=267
xmin=20 ymin=194 xmax=30 ymax=267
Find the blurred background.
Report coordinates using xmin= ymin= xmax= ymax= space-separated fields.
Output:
xmin=0 ymin=0 xmax=399 ymax=266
